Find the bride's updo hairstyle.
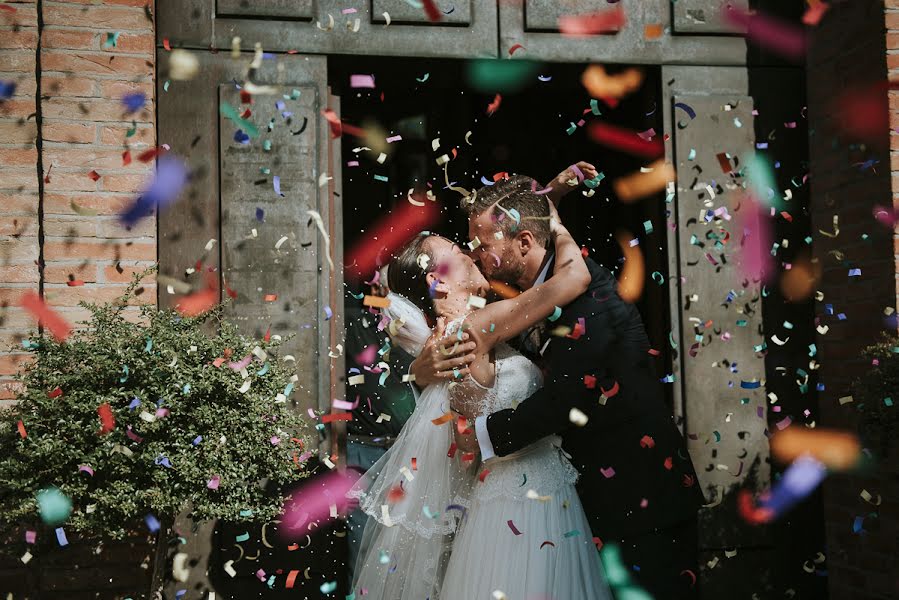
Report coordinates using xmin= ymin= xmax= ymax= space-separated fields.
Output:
xmin=387 ymin=234 xmax=438 ymax=323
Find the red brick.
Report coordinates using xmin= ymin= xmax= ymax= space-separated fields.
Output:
xmin=97 ymin=79 xmax=154 ymax=100
xmin=102 ymin=264 xmax=156 ymax=284
xmin=41 ymin=51 xmax=153 ymax=78
xmin=0 ymin=265 xmax=38 ymax=284
xmin=62 ymin=0 xmax=150 ymax=7
xmin=6 ymin=75 xmax=37 ymax=97
xmin=42 ymin=121 xmax=96 ymax=144
xmin=0 ymin=29 xmax=37 ymax=50
xmin=42 ymin=5 xmax=153 ymax=31
xmin=0 ymin=239 xmax=38 ymax=263
xmin=98 ymin=123 xmax=154 ymax=147
xmin=41 ymin=171 xmax=99 ymax=194
xmin=111 ymin=33 xmax=155 ymax=55
xmin=44 ymin=284 xmax=155 ymax=307
xmin=0 ymin=169 xmax=38 ymax=190
xmin=97 ymin=217 xmax=154 ymax=239
xmin=43 ymin=263 xmax=98 ymax=284
xmin=43 ymin=217 xmax=98 ymax=238
xmin=41 ymin=29 xmax=97 ymax=51
xmin=888 ymin=33 xmax=899 ymax=50
xmin=42 ymin=75 xmax=96 ymax=98
xmin=0 ymin=216 xmax=36 ymax=237
xmin=0 ymin=3 xmax=37 ymax=28
xmin=0 ymin=121 xmax=36 ymax=144
xmin=98 ymin=171 xmax=153 ymax=193
xmin=0 ymin=354 xmax=32 ymax=377
xmin=0 ymin=98 xmax=35 ymax=118
xmin=887 ymin=12 xmax=899 ymax=30
xmin=42 ymin=147 xmax=130 ymax=170
xmin=0 ymin=380 xmax=25 ymax=402
xmin=41 ymin=97 xmax=150 ymax=122
xmin=0 ymin=49 xmax=35 ymax=72
xmin=43 ymin=240 xmax=156 ymax=261
xmin=43 ymin=193 xmax=132 ymax=216
xmin=0 ymin=147 xmax=37 ymax=167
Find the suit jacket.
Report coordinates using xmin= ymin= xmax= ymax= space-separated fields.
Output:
xmin=485 ymin=258 xmax=704 ymax=540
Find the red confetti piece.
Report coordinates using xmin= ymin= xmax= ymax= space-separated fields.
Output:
xmin=387 ymin=483 xmax=405 ymax=503
xmin=640 ymin=435 xmax=655 ymax=449
xmin=422 ymin=0 xmax=441 ymax=22
xmin=177 ymin=288 xmax=218 ymax=317
xmin=122 ymin=150 xmax=132 ymax=166
xmin=137 ymin=148 xmax=160 ymax=163
xmin=456 ymin=415 xmax=472 ymax=435
xmin=567 ymin=317 xmax=586 ymax=340
xmin=411 ymin=457 xmax=417 ymax=471
xmin=802 ymin=1 xmax=829 ymax=26
xmin=21 ymin=292 xmax=72 ymax=341
xmin=486 ymin=94 xmax=502 ymax=116
xmin=508 ymin=43 xmax=525 ymax=56
xmin=507 ymin=520 xmax=523 ymax=535
xmin=97 ymin=402 xmax=115 ymax=435
xmin=16 ymin=420 xmax=26 ymax=439
xmin=47 ymin=387 xmax=63 ymax=399
xmin=600 ymin=381 xmax=619 ymax=399
xmin=66 ymin=280 xmax=84 ymax=287
xmin=263 ymin=294 xmax=278 ymax=302
xmin=240 ymin=90 xmax=252 ymax=104
xmin=680 ymin=569 xmax=697 ymax=587
xmin=647 ymin=348 xmax=661 ymax=356
xmin=212 ymin=357 xmax=226 ymax=368
xmin=322 ymin=108 xmax=364 ymax=139
xmin=540 ymin=541 xmax=555 ymax=549
xmin=737 ymin=489 xmax=773 ymax=524
xmin=588 ymin=122 xmax=664 ymax=160
xmin=584 ymin=375 xmax=596 ymax=389
xmin=478 ymin=469 xmax=490 ymax=482
xmin=162 ymin=37 xmax=171 ymax=51
xmin=321 ymin=413 xmax=352 ymax=423
xmin=558 ymin=6 xmax=626 ymax=37
xmin=600 ymin=467 xmax=616 ymax=478
xmin=682 ymin=474 xmax=695 ymax=487
xmin=664 ymin=456 xmax=673 ymax=470
xmin=721 ymin=4 xmax=806 ymax=61
xmin=285 ymin=570 xmax=299 ymax=589
xmin=593 ymin=536 xmax=604 ymax=551
xmin=447 ymin=442 xmax=458 ymax=458
xmin=461 ymin=451 xmax=476 ymax=464
xmin=263 ymin=326 xmax=271 ymax=342
xmin=87 ymin=170 xmax=101 ymax=181
xmin=344 ymin=198 xmax=440 ymax=279
xmin=0 ymin=4 xmax=17 ymax=13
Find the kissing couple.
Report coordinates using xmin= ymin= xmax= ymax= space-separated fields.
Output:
xmin=348 ymin=163 xmax=705 ymax=599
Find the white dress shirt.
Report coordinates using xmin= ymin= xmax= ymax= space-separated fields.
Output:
xmin=474 ymin=253 xmax=554 ymax=461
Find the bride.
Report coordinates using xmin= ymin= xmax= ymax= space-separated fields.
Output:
xmin=349 ymin=204 xmax=612 ymax=599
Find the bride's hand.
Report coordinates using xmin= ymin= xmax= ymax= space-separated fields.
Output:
xmin=409 ymin=317 xmax=477 ymax=387
xmin=546 ymin=160 xmax=598 ymax=205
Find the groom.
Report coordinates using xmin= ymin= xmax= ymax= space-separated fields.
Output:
xmin=410 ymin=170 xmax=705 ymax=599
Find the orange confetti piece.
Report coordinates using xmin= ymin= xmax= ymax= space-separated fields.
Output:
xmin=489 ymin=280 xmax=521 ymax=299
xmin=478 ymin=469 xmax=491 ymax=482
xmin=613 ymin=160 xmax=675 ymax=203
xmin=263 ymin=294 xmax=278 ymax=302
xmin=21 ymin=292 xmax=72 ymax=341
xmin=431 ymin=411 xmax=454 ymax=426
xmin=644 ymin=23 xmax=663 ymax=39
xmin=66 ymin=280 xmax=84 ymax=287
xmin=16 ymin=420 xmax=26 ymax=439
xmin=87 ymin=170 xmax=101 ymax=181
xmin=176 ymin=288 xmax=218 ymax=317
xmin=580 ymin=65 xmax=644 ymax=102
xmin=615 ymin=232 xmax=644 ymax=303
xmin=285 ymin=570 xmax=300 ymax=589
xmin=363 ymin=295 xmax=391 ymax=309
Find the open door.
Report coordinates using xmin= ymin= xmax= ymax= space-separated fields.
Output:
xmin=156 ymin=51 xmax=344 ymax=597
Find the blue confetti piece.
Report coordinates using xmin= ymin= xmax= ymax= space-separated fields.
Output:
xmin=324 ymin=306 xmax=333 ymax=320
xmin=120 ymin=156 xmax=187 ymax=227
xmin=0 ymin=80 xmax=16 ymax=100
xmin=239 ymin=509 xmax=254 ymax=517
xmin=121 ymin=92 xmax=146 ymax=115
xmin=256 ymin=362 xmax=270 ymax=376
xmin=145 ymin=514 xmax=160 ymax=532
xmin=154 ymin=456 xmax=173 ymax=468
xmin=175 ymin=591 xmax=186 ymax=600
xmin=192 ymin=435 xmax=203 ymax=445
xmin=235 ymin=532 xmax=250 ymax=542
xmin=547 ymin=306 xmax=562 ymax=322
xmin=848 ymin=268 xmax=861 ymax=277
xmin=320 ymin=581 xmax=337 ymax=594
xmin=852 ymin=516 xmax=864 ymax=534
xmin=740 ymin=380 xmax=761 ymax=389
xmin=104 ymin=32 xmax=120 ymax=48
xmin=128 ymin=397 xmax=141 ymax=410
xmin=256 ymin=207 xmax=264 ymax=222
xmin=182 ymin=383 xmax=190 ymax=394
xmin=55 ymin=527 xmax=68 ymax=547
xmin=824 ymin=304 xmax=833 ymax=315
xmin=273 ymin=175 xmax=284 ymax=197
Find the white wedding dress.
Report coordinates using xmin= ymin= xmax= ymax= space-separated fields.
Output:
xmin=440 ymin=342 xmax=612 ymax=600
xmin=350 ymin=299 xmax=611 ymax=600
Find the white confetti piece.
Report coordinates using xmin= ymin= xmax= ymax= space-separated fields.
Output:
xmin=21 ymin=551 xmax=32 ymax=564
xmin=349 ymin=374 xmax=365 ymax=385
xmin=172 ymin=552 xmax=190 ymax=582
xmin=401 ymin=374 xmax=415 ymax=383
xmin=400 ymin=466 xmax=415 ymax=481
xmin=224 ymin=560 xmax=237 ymax=578
xmin=381 ymin=505 xmax=393 ymax=527
xmin=307 ymin=210 xmax=334 ymax=271
xmin=383 ymin=11 xmax=391 ymax=25
xmin=375 ymin=413 xmax=392 ymax=423
xmin=238 ymin=380 xmax=251 ymax=393
xmin=568 ymin=408 xmax=588 ymax=426
xmin=468 ymin=295 xmax=486 ymax=309
xmin=139 ymin=411 xmax=156 ymax=422
xmin=204 ymin=238 xmax=217 ymax=251
xmin=275 ymin=236 xmax=289 ymax=250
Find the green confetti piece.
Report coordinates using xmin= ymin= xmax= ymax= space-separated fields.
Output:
xmin=104 ymin=32 xmax=120 ymax=48
xmin=566 ymin=122 xmax=577 ymax=135
xmin=466 ymin=58 xmax=539 ymax=93
xmin=240 ymin=509 xmax=254 ymax=517
xmin=37 ymin=487 xmax=72 ymax=526
xmin=416 ymin=73 xmax=430 ymax=83
xmin=163 ymin=80 xmax=170 ymax=92
xmin=884 ymin=397 xmax=893 ymax=407
xmin=373 ymin=174 xmax=388 ymax=182
xmin=643 ymin=220 xmax=653 ymax=234
xmin=583 ymin=172 xmax=605 ymax=188
xmin=145 ymin=338 xmax=153 ymax=352
xmin=590 ymin=98 xmax=601 ymax=115
xmin=125 ymin=120 xmax=137 ymax=138
xmin=219 ymin=102 xmax=259 ymax=138
xmin=263 ymin=140 xmax=272 ymax=152
xmin=320 ymin=581 xmax=337 ymax=594
xmin=563 ymin=529 xmax=581 ymax=538
xmin=547 ymin=306 xmax=562 ymax=322
xmin=688 ymin=148 xmax=696 ymax=160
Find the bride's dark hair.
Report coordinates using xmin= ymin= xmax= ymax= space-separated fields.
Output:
xmin=388 ymin=234 xmax=438 ymax=323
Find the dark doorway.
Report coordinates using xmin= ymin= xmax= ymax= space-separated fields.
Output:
xmin=330 ymin=56 xmax=674 ymax=391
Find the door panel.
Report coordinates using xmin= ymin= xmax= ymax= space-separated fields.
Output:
xmin=216 ymin=0 xmax=315 ymax=20
xmin=499 ymin=1 xmax=746 ymax=64
xmin=673 ymin=0 xmax=748 ymax=33
xmin=158 ymin=51 xmax=339 ymax=420
xmin=158 ymin=0 xmax=495 ymax=58
xmin=662 ymin=66 xmax=773 ymax=591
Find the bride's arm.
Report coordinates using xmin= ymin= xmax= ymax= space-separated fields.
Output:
xmin=465 ymin=217 xmax=589 ymax=353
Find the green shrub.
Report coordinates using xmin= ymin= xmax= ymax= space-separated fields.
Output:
xmin=852 ymin=333 xmax=899 ymax=459
xmin=0 ymin=269 xmax=313 ymax=545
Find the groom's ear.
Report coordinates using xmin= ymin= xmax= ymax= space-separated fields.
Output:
xmin=516 ymin=230 xmax=537 ymax=255
xmin=426 ymin=271 xmax=450 ymax=297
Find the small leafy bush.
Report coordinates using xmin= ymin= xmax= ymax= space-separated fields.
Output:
xmin=852 ymin=333 xmax=899 ymax=459
xmin=0 ymin=269 xmax=313 ymax=545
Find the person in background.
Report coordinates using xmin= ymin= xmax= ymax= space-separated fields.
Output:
xmin=343 ymin=264 xmax=417 ymax=586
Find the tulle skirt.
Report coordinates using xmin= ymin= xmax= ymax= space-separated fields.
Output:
xmin=440 ymin=482 xmax=613 ymax=600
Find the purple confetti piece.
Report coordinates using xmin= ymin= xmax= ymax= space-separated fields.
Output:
xmin=234 ymin=129 xmax=250 ymax=144
xmin=386 ymin=135 xmax=403 ymax=143
xmin=126 ymin=425 xmax=143 ymax=443
xmin=55 ymin=527 xmax=68 ymax=546
xmin=569 ymin=163 xmax=584 ymax=182
xmin=350 ymin=74 xmax=376 ymax=88
xmin=324 ymin=306 xmax=333 ymax=320
xmin=121 ymin=92 xmax=146 ymax=115
xmin=25 ymin=530 xmax=36 ymax=544
xmin=145 ymin=514 xmax=161 ymax=532
xmin=78 ymin=465 xmax=94 ymax=476
xmin=273 ymin=175 xmax=284 ymax=197
xmin=120 ymin=156 xmax=188 ymax=227
xmin=192 ymin=435 xmax=203 ymax=445
xmin=228 ymin=354 xmax=253 ymax=371
xmin=128 ymin=397 xmax=141 ymax=410
xmin=275 ymin=100 xmax=285 ymax=111
xmin=154 ymin=455 xmax=173 ymax=468
xmin=537 ymin=75 xmax=552 ymax=82
xmin=256 ymin=207 xmax=264 ymax=222
xmin=760 ymin=455 xmax=826 ymax=517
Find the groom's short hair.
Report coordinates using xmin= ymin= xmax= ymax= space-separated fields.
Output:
xmin=463 ymin=174 xmax=551 ymax=247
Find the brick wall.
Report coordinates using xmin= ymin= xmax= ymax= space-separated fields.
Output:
xmin=0 ymin=0 xmax=156 ymax=409
xmin=807 ymin=1 xmax=899 ymax=599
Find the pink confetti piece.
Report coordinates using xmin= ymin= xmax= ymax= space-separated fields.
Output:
xmin=25 ymin=531 xmax=36 ymax=544
xmin=208 ymin=475 xmax=221 ymax=490
xmin=721 ymin=4 xmax=806 ymax=61
xmin=386 ymin=135 xmax=403 ymax=143
xmin=600 ymin=467 xmax=616 ymax=478
xmin=78 ymin=465 xmax=94 ymax=476
xmin=126 ymin=425 xmax=143 ymax=443
xmin=281 ymin=471 xmax=360 ymax=535
xmin=228 ymin=354 xmax=253 ymax=371
xmin=347 ymin=160 xmax=359 ymax=167
xmin=354 ymin=344 xmax=378 ymax=367
xmin=332 ymin=398 xmax=359 ymax=410
xmin=350 ymin=74 xmax=375 ymax=88
xmin=342 ymin=7 xmax=358 ymax=14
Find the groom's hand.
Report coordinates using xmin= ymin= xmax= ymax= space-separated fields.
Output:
xmin=409 ymin=318 xmax=477 ymax=387
xmin=546 ymin=161 xmax=598 ymax=205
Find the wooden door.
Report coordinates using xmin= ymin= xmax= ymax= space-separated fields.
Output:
xmin=157 ymin=51 xmax=341 ymax=424
xmin=157 ymin=0 xmax=497 ymax=59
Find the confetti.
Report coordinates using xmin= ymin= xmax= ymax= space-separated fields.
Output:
xmin=37 ymin=487 xmax=72 ymax=525
xmin=507 ymin=520 xmax=523 ymax=535
xmin=120 ymin=155 xmax=188 ymax=227
xmin=559 ymin=6 xmax=626 ymax=37
xmin=722 ymin=4 xmax=807 ymax=61
xmin=21 ymin=292 xmax=72 ymax=341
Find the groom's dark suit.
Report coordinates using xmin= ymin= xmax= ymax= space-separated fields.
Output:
xmin=483 ymin=257 xmax=704 ymax=597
